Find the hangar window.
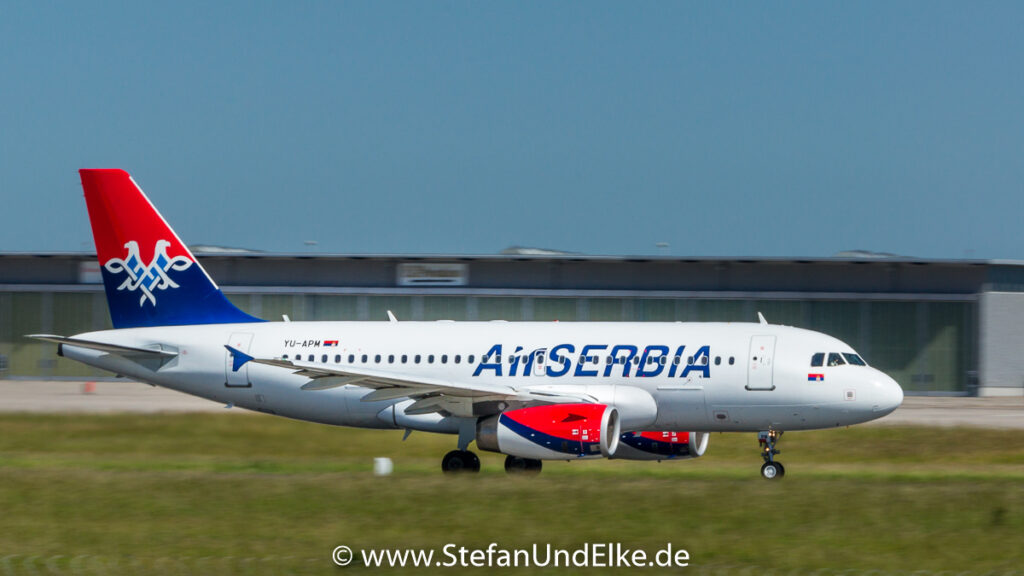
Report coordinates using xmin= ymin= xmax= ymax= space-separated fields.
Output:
xmin=827 ymin=353 xmax=846 ymax=367
xmin=811 ymin=353 xmax=825 ymax=367
xmin=843 ymin=353 xmax=866 ymax=366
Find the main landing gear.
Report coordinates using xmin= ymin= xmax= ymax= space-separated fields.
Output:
xmin=504 ymin=455 xmax=543 ymax=475
xmin=758 ymin=430 xmax=785 ymax=480
xmin=441 ymin=450 xmax=480 ymax=474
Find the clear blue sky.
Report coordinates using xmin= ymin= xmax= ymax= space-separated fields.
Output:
xmin=1 ymin=2 xmax=1022 ymax=258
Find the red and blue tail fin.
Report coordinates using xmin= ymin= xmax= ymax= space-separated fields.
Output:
xmin=79 ymin=169 xmax=262 ymax=329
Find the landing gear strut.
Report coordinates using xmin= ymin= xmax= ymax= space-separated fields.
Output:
xmin=504 ymin=455 xmax=543 ymax=475
xmin=758 ymin=430 xmax=785 ymax=480
xmin=441 ymin=450 xmax=480 ymax=474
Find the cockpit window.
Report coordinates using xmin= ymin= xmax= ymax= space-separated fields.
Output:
xmin=843 ymin=353 xmax=866 ymax=366
xmin=810 ymin=353 xmax=825 ymax=367
xmin=827 ymin=352 xmax=846 ymax=367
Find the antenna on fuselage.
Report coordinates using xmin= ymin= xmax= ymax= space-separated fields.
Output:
xmin=757 ymin=312 xmax=768 ymax=325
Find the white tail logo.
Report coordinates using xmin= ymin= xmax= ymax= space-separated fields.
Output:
xmin=103 ymin=240 xmax=193 ymax=306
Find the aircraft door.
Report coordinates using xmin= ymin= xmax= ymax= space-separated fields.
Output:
xmin=533 ymin=349 xmax=547 ymax=376
xmin=225 ymin=332 xmax=254 ymax=387
xmin=746 ymin=335 xmax=776 ymax=391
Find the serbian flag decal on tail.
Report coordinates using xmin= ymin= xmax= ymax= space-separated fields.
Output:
xmin=808 ymin=373 xmax=825 ymax=382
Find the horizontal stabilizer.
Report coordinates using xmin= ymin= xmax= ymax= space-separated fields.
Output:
xmin=27 ymin=334 xmax=177 ymax=357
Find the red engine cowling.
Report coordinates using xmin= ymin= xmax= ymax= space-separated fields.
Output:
xmin=476 ymin=403 xmax=620 ymax=460
xmin=610 ymin=431 xmax=709 ymax=461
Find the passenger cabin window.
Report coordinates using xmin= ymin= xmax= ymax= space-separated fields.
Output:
xmin=811 ymin=353 xmax=825 ymax=367
xmin=348 ymin=354 xmax=355 ymax=363
xmin=455 ymin=355 xmax=461 ymax=364
xmin=361 ymin=354 xmax=368 ymax=363
xmin=401 ymin=355 xmax=408 ymax=363
xmin=414 ymin=355 xmax=421 ymax=364
xmin=729 ymin=357 xmax=735 ymax=365
xmin=334 ymin=355 xmax=341 ymax=363
xmin=827 ymin=352 xmax=846 ymax=367
xmin=843 ymin=353 xmax=867 ymax=366
xmin=321 ymin=354 xmax=327 ymax=363
xmin=374 ymin=354 xmax=381 ymax=364
xmin=388 ymin=354 xmax=395 ymax=364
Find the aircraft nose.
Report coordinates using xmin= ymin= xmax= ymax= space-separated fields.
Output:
xmin=872 ymin=371 xmax=903 ymax=416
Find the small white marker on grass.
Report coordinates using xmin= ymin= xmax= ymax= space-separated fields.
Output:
xmin=373 ymin=457 xmax=393 ymax=476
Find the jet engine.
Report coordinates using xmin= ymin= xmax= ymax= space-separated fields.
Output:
xmin=476 ymin=403 xmax=620 ymax=460
xmin=610 ymin=431 xmax=709 ymax=461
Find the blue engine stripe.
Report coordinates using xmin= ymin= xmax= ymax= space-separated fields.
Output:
xmin=619 ymin=432 xmax=693 ymax=458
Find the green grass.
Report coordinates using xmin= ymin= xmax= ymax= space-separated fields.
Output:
xmin=0 ymin=413 xmax=1022 ymax=575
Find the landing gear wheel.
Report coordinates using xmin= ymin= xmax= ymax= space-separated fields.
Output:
xmin=504 ymin=455 xmax=543 ymax=475
xmin=761 ymin=461 xmax=783 ymax=480
xmin=757 ymin=429 xmax=785 ymax=479
xmin=442 ymin=450 xmax=481 ymax=474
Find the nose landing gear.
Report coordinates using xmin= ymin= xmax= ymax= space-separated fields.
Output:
xmin=758 ymin=430 xmax=785 ymax=480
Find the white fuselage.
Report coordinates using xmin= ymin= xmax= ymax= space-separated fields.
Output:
xmin=62 ymin=321 xmax=903 ymax=434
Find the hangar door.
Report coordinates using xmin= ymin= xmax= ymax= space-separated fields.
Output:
xmin=746 ymin=335 xmax=776 ymax=391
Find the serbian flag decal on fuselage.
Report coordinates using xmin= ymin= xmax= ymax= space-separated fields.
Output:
xmin=808 ymin=373 xmax=825 ymax=382
xmin=324 ymin=340 xmax=339 ymax=347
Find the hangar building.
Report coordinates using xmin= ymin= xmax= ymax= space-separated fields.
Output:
xmin=2 ymin=251 xmax=1023 ymax=397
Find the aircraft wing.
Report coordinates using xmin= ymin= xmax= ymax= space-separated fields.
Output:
xmin=229 ymin=346 xmax=596 ymax=407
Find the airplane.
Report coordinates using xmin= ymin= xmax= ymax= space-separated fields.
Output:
xmin=30 ymin=169 xmax=904 ymax=480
